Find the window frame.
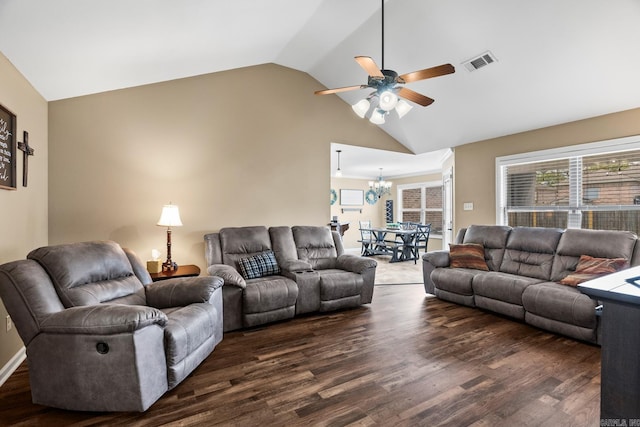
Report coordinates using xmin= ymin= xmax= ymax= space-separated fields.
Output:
xmin=496 ymin=134 xmax=640 ymax=227
xmin=397 ymin=181 xmax=443 ymax=237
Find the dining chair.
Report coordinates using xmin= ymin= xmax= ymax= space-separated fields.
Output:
xmin=408 ymin=223 xmax=431 ymax=262
xmin=391 ymin=221 xmax=415 ymax=244
xmin=358 ymin=220 xmax=375 ymax=256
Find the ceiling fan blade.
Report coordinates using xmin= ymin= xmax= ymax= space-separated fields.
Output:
xmin=397 ymin=87 xmax=435 ymax=107
xmin=399 ymin=64 xmax=455 ymax=83
xmin=355 ymin=56 xmax=384 ymax=78
xmin=315 ymin=85 xmax=368 ymax=95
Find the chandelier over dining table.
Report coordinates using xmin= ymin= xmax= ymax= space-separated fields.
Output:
xmin=369 ymin=168 xmax=392 ymax=198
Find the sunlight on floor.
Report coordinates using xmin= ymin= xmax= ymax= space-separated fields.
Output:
xmin=344 ymin=247 xmax=424 ymax=285
xmin=372 ymin=255 xmax=423 ymax=285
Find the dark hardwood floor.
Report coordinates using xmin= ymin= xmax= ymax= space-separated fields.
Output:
xmin=0 ymin=284 xmax=601 ymax=426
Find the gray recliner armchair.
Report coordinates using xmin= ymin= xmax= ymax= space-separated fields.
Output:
xmin=0 ymin=240 xmax=223 ymax=412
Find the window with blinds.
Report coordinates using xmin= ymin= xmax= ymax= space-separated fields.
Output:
xmin=498 ymin=139 xmax=640 ymax=234
xmin=503 ymin=157 xmax=571 ymax=229
xmin=581 ymin=150 xmax=640 ymax=233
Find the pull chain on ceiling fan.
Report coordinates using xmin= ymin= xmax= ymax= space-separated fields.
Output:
xmin=315 ymin=0 xmax=455 ymax=124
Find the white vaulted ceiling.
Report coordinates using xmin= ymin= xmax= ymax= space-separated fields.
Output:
xmin=1 ymin=0 xmax=640 ymax=161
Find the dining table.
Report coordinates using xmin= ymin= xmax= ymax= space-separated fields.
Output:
xmin=360 ymin=227 xmax=418 ymax=263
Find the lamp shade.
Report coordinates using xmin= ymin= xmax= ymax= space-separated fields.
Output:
xmin=157 ymin=204 xmax=183 ymax=227
xmin=378 ymin=90 xmax=398 ymax=111
xmin=352 ymin=99 xmax=371 ymax=118
xmin=395 ymin=99 xmax=413 ymax=118
xmin=369 ymin=109 xmax=386 ymax=125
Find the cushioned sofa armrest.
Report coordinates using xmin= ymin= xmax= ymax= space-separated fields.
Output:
xmin=145 ymin=276 xmax=223 ymax=308
xmin=422 ymin=250 xmax=451 ymax=295
xmin=123 ymin=247 xmax=153 ymax=285
xmin=40 ymin=304 xmax=167 ymax=334
xmin=207 ymin=264 xmax=246 ymax=288
xmin=279 ymin=259 xmax=313 ymax=272
xmin=336 ymin=254 xmax=377 ymax=274
xmin=422 ymin=250 xmax=451 ymax=268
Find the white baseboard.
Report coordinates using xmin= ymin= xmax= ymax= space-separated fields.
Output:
xmin=0 ymin=347 xmax=26 ymax=388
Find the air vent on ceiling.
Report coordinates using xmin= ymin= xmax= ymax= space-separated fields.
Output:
xmin=462 ymin=51 xmax=497 ymax=72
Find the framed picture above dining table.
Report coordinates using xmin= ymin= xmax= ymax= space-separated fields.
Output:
xmin=340 ymin=189 xmax=364 ymax=206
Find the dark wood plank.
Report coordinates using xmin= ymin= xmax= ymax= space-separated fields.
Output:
xmin=0 ymin=284 xmax=601 ymax=426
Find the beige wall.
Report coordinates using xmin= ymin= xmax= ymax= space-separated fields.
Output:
xmin=454 ymin=107 xmax=640 ymax=233
xmin=48 ymin=63 xmax=407 ymax=274
xmin=0 ymin=53 xmax=48 ymax=369
xmin=330 ymin=177 xmax=386 ymax=250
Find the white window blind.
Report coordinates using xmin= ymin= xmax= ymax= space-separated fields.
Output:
xmin=581 ymin=150 xmax=640 ymax=232
xmin=498 ymin=137 xmax=640 ymax=234
xmin=502 ymin=157 xmax=571 ymax=229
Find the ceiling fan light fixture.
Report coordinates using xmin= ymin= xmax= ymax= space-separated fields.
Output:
xmin=314 ymin=0 xmax=455 ymax=121
xmin=369 ymin=109 xmax=386 ymax=125
xmin=352 ymin=98 xmax=371 ymax=118
xmin=378 ymin=90 xmax=398 ymax=111
xmin=395 ymin=99 xmax=413 ymax=118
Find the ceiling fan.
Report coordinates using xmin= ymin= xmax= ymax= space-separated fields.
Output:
xmin=314 ymin=0 xmax=455 ymax=124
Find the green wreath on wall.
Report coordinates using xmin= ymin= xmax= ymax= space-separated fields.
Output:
xmin=330 ymin=189 xmax=337 ymax=205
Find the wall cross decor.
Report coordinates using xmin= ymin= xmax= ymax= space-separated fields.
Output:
xmin=17 ymin=131 xmax=34 ymax=187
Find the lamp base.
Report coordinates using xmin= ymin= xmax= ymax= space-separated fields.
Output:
xmin=162 ymin=261 xmax=179 ymax=272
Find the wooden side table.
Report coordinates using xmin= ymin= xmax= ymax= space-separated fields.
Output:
xmin=150 ymin=264 xmax=201 ymax=282
xmin=329 ymin=222 xmax=349 ymax=237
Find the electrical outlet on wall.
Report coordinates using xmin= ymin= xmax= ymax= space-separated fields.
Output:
xmin=6 ymin=315 xmax=12 ymax=333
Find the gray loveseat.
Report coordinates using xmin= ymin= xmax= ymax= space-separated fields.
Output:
xmin=423 ymin=225 xmax=640 ymax=344
xmin=0 ymin=241 xmax=223 ymax=412
xmin=204 ymin=225 xmax=377 ymax=332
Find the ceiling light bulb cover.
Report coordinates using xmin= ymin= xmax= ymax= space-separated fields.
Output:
xmin=395 ymin=99 xmax=413 ymax=118
xmin=369 ymin=109 xmax=386 ymax=124
xmin=352 ymin=99 xmax=370 ymax=118
xmin=378 ymin=90 xmax=398 ymax=111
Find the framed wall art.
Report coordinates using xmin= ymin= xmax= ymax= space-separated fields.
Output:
xmin=0 ymin=104 xmax=16 ymax=190
xmin=340 ymin=189 xmax=364 ymax=206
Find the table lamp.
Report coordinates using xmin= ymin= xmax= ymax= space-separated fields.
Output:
xmin=157 ymin=203 xmax=183 ymax=271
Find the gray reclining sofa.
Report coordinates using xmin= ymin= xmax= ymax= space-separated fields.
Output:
xmin=0 ymin=241 xmax=223 ymax=412
xmin=204 ymin=225 xmax=377 ymax=332
xmin=423 ymin=225 xmax=640 ymax=344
